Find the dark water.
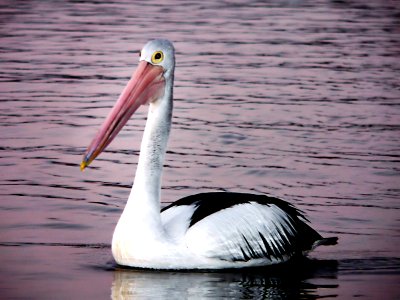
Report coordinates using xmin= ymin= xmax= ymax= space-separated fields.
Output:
xmin=1 ymin=0 xmax=399 ymax=299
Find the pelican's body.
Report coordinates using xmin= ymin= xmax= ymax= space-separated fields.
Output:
xmin=81 ymin=39 xmax=337 ymax=270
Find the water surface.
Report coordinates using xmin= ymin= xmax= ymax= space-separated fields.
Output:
xmin=0 ymin=0 xmax=399 ymax=299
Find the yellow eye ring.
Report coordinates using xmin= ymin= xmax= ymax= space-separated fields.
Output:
xmin=151 ymin=51 xmax=164 ymax=64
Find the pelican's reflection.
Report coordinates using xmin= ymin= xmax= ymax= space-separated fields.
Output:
xmin=111 ymin=259 xmax=338 ymax=299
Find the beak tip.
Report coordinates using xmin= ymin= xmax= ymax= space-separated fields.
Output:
xmin=80 ymin=161 xmax=88 ymax=172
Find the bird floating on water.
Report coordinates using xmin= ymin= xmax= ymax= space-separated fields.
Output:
xmin=81 ymin=39 xmax=337 ymax=270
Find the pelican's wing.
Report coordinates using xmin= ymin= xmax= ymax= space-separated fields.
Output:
xmin=162 ymin=192 xmax=330 ymax=263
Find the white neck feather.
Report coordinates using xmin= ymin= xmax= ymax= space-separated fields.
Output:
xmin=128 ymin=91 xmax=172 ymax=214
xmin=113 ymin=80 xmax=173 ymax=247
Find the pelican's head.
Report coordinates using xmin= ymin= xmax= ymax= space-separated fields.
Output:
xmin=80 ymin=39 xmax=175 ymax=170
xmin=140 ymin=39 xmax=175 ymax=81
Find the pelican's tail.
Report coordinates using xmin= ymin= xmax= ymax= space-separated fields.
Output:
xmin=312 ymin=237 xmax=338 ymax=250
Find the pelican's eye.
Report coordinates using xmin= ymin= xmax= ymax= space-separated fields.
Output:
xmin=151 ymin=51 xmax=164 ymax=64
xmin=138 ymin=50 xmax=142 ymax=58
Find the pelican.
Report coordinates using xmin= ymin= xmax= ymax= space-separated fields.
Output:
xmin=81 ymin=39 xmax=337 ymax=269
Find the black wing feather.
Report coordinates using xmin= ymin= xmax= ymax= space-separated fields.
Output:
xmin=162 ymin=192 xmax=337 ymax=262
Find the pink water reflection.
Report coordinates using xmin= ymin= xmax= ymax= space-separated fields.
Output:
xmin=1 ymin=0 xmax=399 ymax=299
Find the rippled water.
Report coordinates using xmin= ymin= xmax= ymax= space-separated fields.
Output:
xmin=1 ymin=0 xmax=399 ymax=299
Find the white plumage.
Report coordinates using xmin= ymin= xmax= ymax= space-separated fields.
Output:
xmin=184 ymin=202 xmax=294 ymax=262
xmin=81 ymin=39 xmax=337 ymax=270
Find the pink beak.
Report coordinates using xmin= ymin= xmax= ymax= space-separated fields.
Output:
xmin=81 ymin=61 xmax=165 ymax=170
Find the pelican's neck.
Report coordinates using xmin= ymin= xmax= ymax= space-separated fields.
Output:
xmin=112 ymin=72 xmax=174 ymax=263
xmin=123 ymin=78 xmax=173 ymax=222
